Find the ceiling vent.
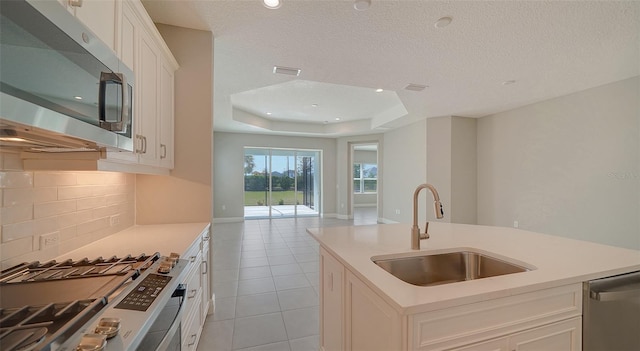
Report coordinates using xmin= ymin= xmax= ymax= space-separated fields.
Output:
xmin=273 ymin=66 xmax=301 ymax=76
xmin=404 ymin=83 xmax=428 ymax=92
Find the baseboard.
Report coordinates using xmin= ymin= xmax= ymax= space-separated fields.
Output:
xmin=336 ymin=214 xmax=351 ymax=220
xmin=212 ymin=217 xmax=244 ymax=223
xmin=378 ymin=217 xmax=399 ymax=224
xmin=354 ymin=204 xmax=377 ymax=208
xmin=320 ymin=213 xmax=337 ymax=218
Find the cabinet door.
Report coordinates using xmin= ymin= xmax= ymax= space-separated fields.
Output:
xmin=72 ymin=0 xmax=117 ymax=52
xmin=137 ymin=29 xmax=159 ymax=166
xmin=200 ymin=232 xmax=211 ymax=320
xmin=120 ymin=3 xmax=138 ymax=72
xmin=320 ymin=248 xmax=344 ymax=351
xmin=345 ymin=271 xmax=402 ymax=351
xmin=509 ymin=318 xmax=582 ymax=351
xmin=159 ymin=60 xmax=175 ymax=169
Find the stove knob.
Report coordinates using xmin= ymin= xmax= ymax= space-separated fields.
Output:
xmin=157 ymin=263 xmax=172 ymax=274
xmin=94 ymin=317 xmax=121 ymax=339
xmin=169 ymin=252 xmax=180 ymax=260
xmin=76 ymin=333 xmax=107 ymax=351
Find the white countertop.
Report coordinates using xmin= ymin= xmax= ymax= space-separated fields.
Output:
xmin=57 ymin=222 xmax=210 ymax=260
xmin=307 ymin=222 xmax=640 ymax=314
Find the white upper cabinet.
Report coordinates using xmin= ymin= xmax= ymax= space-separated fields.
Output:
xmin=58 ymin=0 xmax=118 ymax=52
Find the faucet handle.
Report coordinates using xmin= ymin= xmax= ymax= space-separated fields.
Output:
xmin=419 ymin=222 xmax=430 ymax=240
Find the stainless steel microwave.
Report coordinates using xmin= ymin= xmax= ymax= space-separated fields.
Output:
xmin=0 ymin=0 xmax=134 ymax=152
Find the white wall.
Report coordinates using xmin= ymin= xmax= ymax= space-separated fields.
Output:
xmin=477 ymin=77 xmax=640 ymax=249
xmin=381 ymin=120 xmax=427 ymax=223
xmin=213 ymin=132 xmax=337 ymax=220
xmin=451 ymin=117 xmax=477 ymax=224
xmin=136 ymin=25 xmax=213 ymax=224
xmin=0 ymin=152 xmax=135 ymax=269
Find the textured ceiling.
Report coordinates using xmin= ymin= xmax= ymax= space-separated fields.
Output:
xmin=142 ymin=0 xmax=640 ymax=137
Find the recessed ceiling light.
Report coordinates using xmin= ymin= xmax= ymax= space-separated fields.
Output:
xmin=354 ymin=0 xmax=371 ymax=11
xmin=311 ymin=104 xmax=318 ymax=107
xmin=375 ymin=88 xmax=383 ymax=93
xmin=502 ymin=80 xmax=516 ymax=85
xmin=74 ymin=96 xmax=83 ymax=100
xmin=435 ymin=16 xmax=453 ymax=28
xmin=404 ymin=83 xmax=428 ymax=92
xmin=263 ymin=0 xmax=281 ymax=10
xmin=266 ymin=112 xmax=272 ymax=115
xmin=335 ymin=117 xmax=341 ymax=121
xmin=273 ymin=66 xmax=301 ymax=76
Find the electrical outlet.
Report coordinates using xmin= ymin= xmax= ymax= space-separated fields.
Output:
xmin=40 ymin=232 xmax=59 ymax=249
xmin=395 ymin=209 xmax=401 ymax=215
xmin=513 ymin=220 xmax=519 ymax=228
xmin=110 ymin=214 xmax=121 ymax=227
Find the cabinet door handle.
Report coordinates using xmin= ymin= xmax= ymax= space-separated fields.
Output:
xmin=142 ymin=136 xmax=147 ymax=154
xmin=135 ymin=135 xmax=143 ymax=153
xmin=188 ymin=289 xmax=197 ymax=299
xmin=69 ymin=0 xmax=83 ymax=7
xmin=188 ymin=334 xmax=197 ymax=346
xmin=160 ymin=144 xmax=167 ymax=159
xmin=328 ymin=272 xmax=333 ymax=291
xmin=202 ymin=261 xmax=208 ymax=274
xmin=190 ymin=255 xmax=197 ymax=263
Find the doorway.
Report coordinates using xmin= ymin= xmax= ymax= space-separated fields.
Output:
xmin=351 ymin=143 xmax=379 ymax=225
xmin=244 ymin=147 xmax=321 ymax=219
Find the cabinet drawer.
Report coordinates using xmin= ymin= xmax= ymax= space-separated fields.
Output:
xmin=411 ymin=284 xmax=582 ymax=350
xmin=181 ymin=291 xmax=203 ymax=351
xmin=182 ymin=252 xmax=203 ymax=326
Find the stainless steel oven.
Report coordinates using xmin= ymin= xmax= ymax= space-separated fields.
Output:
xmin=0 ymin=252 xmax=189 ymax=351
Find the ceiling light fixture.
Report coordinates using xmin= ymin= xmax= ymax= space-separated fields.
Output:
xmin=74 ymin=96 xmax=83 ymax=100
xmin=502 ymin=80 xmax=516 ymax=85
xmin=263 ymin=0 xmax=281 ymax=10
xmin=353 ymin=0 xmax=371 ymax=11
xmin=311 ymin=104 xmax=318 ymax=107
xmin=273 ymin=66 xmax=301 ymax=76
xmin=266 ymin=112 xmax=272 ymax=115
xmin=434 ymin=16 xmax=453 ymax=28
xmin=404 ymin=83 xmax=428 ymax=92
xmin=335 ymin=117 xmax=341 ymax=121
xmin=375 ymin=88 xmax=383 ymax=93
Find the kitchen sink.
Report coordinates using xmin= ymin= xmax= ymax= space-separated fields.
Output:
xmin=372 ymin=250 xmax=531 ymax=287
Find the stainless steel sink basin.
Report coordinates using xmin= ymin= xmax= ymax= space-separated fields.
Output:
xmin=372 ymin=250 xmax=531 ymax=287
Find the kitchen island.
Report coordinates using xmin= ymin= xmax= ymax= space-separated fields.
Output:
xmin=307 ymin=222 xmax=640 ymax=351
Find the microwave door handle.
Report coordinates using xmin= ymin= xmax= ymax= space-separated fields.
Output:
xmin=99 ymin=72 xmax=127 ymax=133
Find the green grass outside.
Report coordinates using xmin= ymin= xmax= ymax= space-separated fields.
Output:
xmin=244 ymin=190 xmax=303 ymax=206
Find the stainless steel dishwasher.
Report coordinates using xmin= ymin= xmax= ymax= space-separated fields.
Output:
xmin=583 ymin=271 xmax=640 ymax=351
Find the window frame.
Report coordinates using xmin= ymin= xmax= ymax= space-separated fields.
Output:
xmin=353 ymin=162 xmax=377 ymax=194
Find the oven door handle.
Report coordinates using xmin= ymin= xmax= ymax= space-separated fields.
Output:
xmin=155 ymin=284 xmax=187 ymax=350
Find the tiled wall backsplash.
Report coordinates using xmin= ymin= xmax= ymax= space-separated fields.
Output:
xmin=0 ymin=156 xmax=135 ymax=268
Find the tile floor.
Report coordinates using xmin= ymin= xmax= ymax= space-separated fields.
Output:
xmin=198 ymin=209 xmax=377 ymax=351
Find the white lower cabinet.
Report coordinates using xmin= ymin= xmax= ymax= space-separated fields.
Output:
xmin=318 ymin=247 xmax=583 ymax=351
xmin=450 ymin=318 xmax=582 ymax=351
xmin=320 ymin=248 xmax=344 ymax=351
xmin=180 ymin=227 xmax=210 ymax=350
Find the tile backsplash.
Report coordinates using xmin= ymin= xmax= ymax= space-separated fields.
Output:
xmin=0 ymin=159 xmax=135 ymax=268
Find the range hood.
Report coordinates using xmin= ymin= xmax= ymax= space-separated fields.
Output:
xmin=1 ymin=92 xmax=132 ymax=153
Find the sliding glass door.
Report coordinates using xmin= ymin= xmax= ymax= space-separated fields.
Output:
xmin=244 ymin=147 xmax=321 ymax=218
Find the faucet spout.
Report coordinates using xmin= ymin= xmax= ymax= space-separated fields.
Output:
xmin=411 ymin=183 xmax=444 ymax=250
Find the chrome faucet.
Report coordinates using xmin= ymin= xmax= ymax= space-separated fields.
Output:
xmin=411 ymin=183 xmax=444 ymax=250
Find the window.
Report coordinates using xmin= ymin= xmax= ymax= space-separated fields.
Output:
xmin=353 ymin=163 xmax=377 ymax=193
